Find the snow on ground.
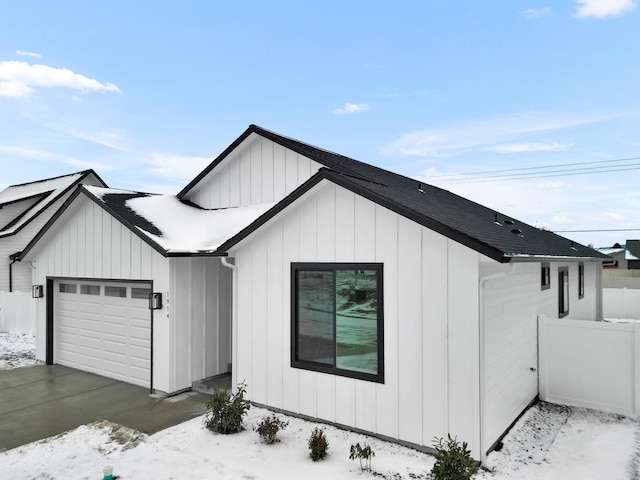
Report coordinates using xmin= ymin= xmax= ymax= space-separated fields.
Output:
xmin=2 ymin=400 xmax=639 ymax=480
xmin=0 ymin=332 xmax=37 ymax=370
xmin=1 ymin=334 xmax=639 ymax=479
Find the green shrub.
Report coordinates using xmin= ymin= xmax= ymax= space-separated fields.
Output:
xmin=308 ymin=427 xmax=329 ymax=461
xmin=254 ymin=414 xmax=289 ymax=444
xmin=203 ymin=382 xmax=250 ymax=434
xmin=431 ymin=434 xmax=478 ymax=480
xmin=349 ymin=442 xmax=375 ymax=471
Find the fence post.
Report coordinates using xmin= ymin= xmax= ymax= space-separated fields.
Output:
xmin=635 ymin=323 xmax=640 ymax=416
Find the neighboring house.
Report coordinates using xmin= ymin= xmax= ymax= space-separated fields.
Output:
xmin=598 ymin=241 xmax=640 ymax=291
xmin=598 ymin=240 xmax=640 ymax=270
xmin=17 ymin=125 xmax=607 ymax=461
xmin=0 ymin=170 xmax=106 ymax=292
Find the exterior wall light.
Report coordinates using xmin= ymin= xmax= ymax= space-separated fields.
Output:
xmin=149 ymin=292 xmax=162 ymax=310
xmin=32 ymin=285 xmax=43 ymax=298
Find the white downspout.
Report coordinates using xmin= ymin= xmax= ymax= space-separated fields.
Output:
xmin=478 ymin=262 xmax=517 ymax=463
xmin=220 ymin=256 xmax=236 ymax=388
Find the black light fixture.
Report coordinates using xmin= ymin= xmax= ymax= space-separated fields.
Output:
xmin=32 ymin=285 xmax=43 ymax=298
xmin=149 ymin=292 xmax=162 ymax=310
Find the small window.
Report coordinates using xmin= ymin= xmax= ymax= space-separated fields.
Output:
xmin=292 ymin=263 xmax=384 ymax=383
xmin=80 ymin=284 xmax=100 ymax=296
xmin=558 ymin=267 xmax=569 ymax=318
xmin=105 ymin=286 xmax=127 ymax=298
xmin=578 ymin=263 xmax=585 ymax=299
xmin=541 ymin=263 xmax=550 ymax=290
xmin=131 ymin=287 xmax=152 ymax=300
xmin=59 ymin=283 xmax=77 ymax=294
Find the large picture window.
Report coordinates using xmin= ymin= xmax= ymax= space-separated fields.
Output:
xmin=291 ymin=263 xmax=384 ymax=383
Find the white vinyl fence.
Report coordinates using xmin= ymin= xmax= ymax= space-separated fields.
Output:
xmin=603 ymin=288 xmax=640 ymax=320
xmin=0 ymin=291 xmax=36 ymax=335
xmin=538 ymin=315 xmax=640 ymax=416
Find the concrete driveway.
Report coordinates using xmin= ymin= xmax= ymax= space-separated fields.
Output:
xmin=0 ymin=365 xmax=210 ymax=451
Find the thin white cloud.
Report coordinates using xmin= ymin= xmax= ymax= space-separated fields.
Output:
xmin=16 ymin=50 xmax=42 ymax=59
xmin=485 ymin=142 xmax=572 ymax=153
xmin=573 ymin=0 xmax=636 ymax=18
xmin=0 ymin=61 xmax=121 ymax=98
xmin=381 ymin=111 xmax=623 ymax=157
xmin=65 ymin=128 xmax=129 ymax=151
xmin=144 ymin=153 xmax=213 ymax=181
xmin=332 ymin=103 xmax=369 ymax=115
xmin=535 ymin=180 xmax=566 ymax=191
xmin=521 ymin=7 xmax=552 ymax=18
xmin=0 ymin=144 xmax=113 ymax=170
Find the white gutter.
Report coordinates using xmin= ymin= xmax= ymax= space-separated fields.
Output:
xmin=220 ymin=256 xmax=237 ymax=390
xmin=478 ymin=262 xmax=517 ymax=463
xmin=220 ymin=256 xmax=236 ymax=271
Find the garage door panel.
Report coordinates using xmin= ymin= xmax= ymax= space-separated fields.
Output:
xmin=55 ymin=279 xmax=152 ymax=389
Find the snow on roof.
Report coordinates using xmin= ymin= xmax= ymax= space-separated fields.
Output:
xmin=85 ymin=186 xmax=275 ymax=254
xmin=128 ymin=195 xmax=275 ymax=254
xmin=0 ymin=171 xmax=89 ymax=237
xmin=0 ymin=172 xmax=85 ymax=205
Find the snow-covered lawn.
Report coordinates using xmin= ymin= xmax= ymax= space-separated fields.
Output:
xmin=1 ymin=332 xmax=639 ymax=479
xmin=0 ymin=332 xmax=37 ymax=370
xmin=2 ymin=400 xmax=639 ymax=479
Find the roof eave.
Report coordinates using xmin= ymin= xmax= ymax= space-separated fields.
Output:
xmin=19 ymin=186 xmax=169 ymax=261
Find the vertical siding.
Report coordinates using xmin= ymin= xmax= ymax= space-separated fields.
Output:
xmin=230 ymin=182 xmax=480 ymax=457
xmin=183 ymin=136 xmax=323 ymax=209
xmin=482 ymin=263 xmax=539 ymax=452
xmin=24 ymin=197 xmax=172 ymax=392
xmin=171 ymin=257 xmax=233 ymax=389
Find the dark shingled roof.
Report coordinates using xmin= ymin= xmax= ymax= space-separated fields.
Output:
xmin=626 ymin=240 xmax=640 ymax=261
xmin=211 ymin=125 xmax=607 ymax=263
xmin=99 ymin=191 xmax=163 ymax=237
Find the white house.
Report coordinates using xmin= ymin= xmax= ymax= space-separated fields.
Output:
xmin=18 ymin=125 xmax=607 ymax=461
xmin=0 ymin=170 xmax=106 ymax=293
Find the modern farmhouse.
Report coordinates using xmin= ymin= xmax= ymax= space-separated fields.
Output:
xmin=15 ymin=125 xmax=607 ymax=460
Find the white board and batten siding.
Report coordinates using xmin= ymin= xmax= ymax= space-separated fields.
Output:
xmin=229 ymin=181 xmax=482 ymax=458
xmin=0 ymin=194 xmax=70 ymax=292
xmin=23 ymin=197 xmax=174 ymax=393
xmin=170 ymin=257 xmax=232 ymax=387
xmin=481 ymin=263 xmax=539 ymax=452
xmin=183 ymin=135 xmax=323 ymax=209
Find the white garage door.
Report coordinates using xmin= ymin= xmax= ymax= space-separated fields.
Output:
xmin=54 ymin=279 xmax=152 ymax=388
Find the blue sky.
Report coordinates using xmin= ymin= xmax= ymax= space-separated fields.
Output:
xmin=0 ymin=0 xmax=638 ymax=247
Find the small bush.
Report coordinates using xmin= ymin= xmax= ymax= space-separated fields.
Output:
xmin=308 ymin=427 xmax=329 ymax=461
xmin=254 ymin=414 xmax=289 ymax=444
xmin=349 ymin=442 xmax=375 ymax=471
xmin=203 ymin=382 xmax=250 ymax=434
xmin=431 ymin=434 xmax=478 ymax=480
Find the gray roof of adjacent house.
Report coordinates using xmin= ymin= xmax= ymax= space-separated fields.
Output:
xmin=0 ymin=170 xmax=107 ymax=237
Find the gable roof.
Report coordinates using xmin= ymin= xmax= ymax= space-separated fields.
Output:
xmin=624 ymin=240 xmax=640 ymax=261
xmin=208 ymin=125 xmax=607 ymax=263
xmin=0 ymin=170 xmax=107 ymax=238
xmin=20 ymin=185 xmax=276 ymax=259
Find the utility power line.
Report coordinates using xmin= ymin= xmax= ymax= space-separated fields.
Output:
xmin=553 ymin=228 xmax=640 ymax=233
xmin=428 ymin=156 xmax=640 ymax=184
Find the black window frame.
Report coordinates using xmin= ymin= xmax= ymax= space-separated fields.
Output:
xmin=558 ymin=267 xmax=569 ymax=318
xmin=578 ymin=263 xmax=585 ymax=299
xmin=291 ymin=262 xmax=384 ymax=383
xmin=541 ymin=263 xmax=551 ymax=290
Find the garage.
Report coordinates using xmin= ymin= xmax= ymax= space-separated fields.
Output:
xmin=52 ymin=279 xmax=153 ymax=388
